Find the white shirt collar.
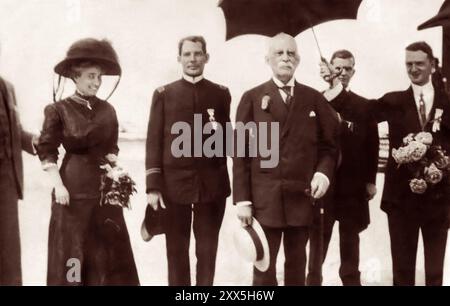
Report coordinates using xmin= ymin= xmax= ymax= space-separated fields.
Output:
xmin=183 ymin=74 xmax=204 ymax=84
xmin=272 ymin=76 xmax=295 ymax=88
xmin=411 ymin=78 xmax=434 ymax=99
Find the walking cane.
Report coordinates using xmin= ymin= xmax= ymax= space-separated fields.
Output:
xmin=306 ymin=189 xmax=325 ymax=283
xmin=317 ymin=198 xmax=325 ymax=280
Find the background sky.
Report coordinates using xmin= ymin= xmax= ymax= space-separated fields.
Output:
xmin=0 ymin=0 xmax=445 ymax=135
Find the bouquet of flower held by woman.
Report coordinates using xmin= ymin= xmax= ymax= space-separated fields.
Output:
xmin=99 ymin=154 xmax=137 ymax=209
xmin=392 ymin=132 xmax=450 ymax=195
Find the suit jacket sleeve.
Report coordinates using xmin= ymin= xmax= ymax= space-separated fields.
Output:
xmin=364 ymin=108 xmax=379 ymax=184
xmin=342 ymin=91 xmax=379 ymax=185
xmin=232 ymin=91 xmax=253 ymax=203
xmin=108 ymin=106 xmax=120 ymax=156
xmin=37 ymin=104 xmax=62 ymax=165
xmin=21 ymin=130 xmax=35 ymax=155
xmin=438 ymin=93 xmax=450 ymax=153
xmin=368 ymin=94 xmax=392 ymax=123
xmin=145 ymin=89 xmax=164 ymax=193
xmin=315 ymin=94 xmax=340 ymax=180
xmin=6 ymin=81 xmax=35 ymax=155
xmin=223 ymin=88 xmax=232 ymax=164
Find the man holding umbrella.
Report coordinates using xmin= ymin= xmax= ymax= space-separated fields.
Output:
xmin=308 ymin=50 xmax=379 ymax=286
xmin=320 ymin=41 xmax=450 ymax=286
xmin=233 ymin=33 xmax=339 ymax=285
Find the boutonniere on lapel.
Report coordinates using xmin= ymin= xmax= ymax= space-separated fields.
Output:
xmin=261 ymin=94 xmax=271 ymax=112
xmin=207 ymin=108 xmax=218 ymax=130
xmin=343 ymin=120 xmax=354 ymax=132
xmin=431 ymin=108 xmax=443 ymax=133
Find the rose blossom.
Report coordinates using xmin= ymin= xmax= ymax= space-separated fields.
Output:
xmin=424 ymin=163 xmax=443 ymax=185
xmin=434 ymin=154 xmax=449 ymax=170
xmin=403 ymin=133 xmax=415 ymax=145
xmin=407 ymin=141 xmax=427 ymax=162
xmin=409 ymin=178 xmax=427 ymax=194
xmin=414 ymin=132 xmax=433 ymax=145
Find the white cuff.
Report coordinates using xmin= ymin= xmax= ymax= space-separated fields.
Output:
xmin=323 ymin=82 xmax=343 ymax=101
xmin=42 ymin=162 xmax=58 ymax=171
xmin=236 ymin=201 xmax=252 ymax=207
xmin=31 ymin=136 xmax=38 ymax=154
xmin=314 ymin=172 xmax=330 ymax=186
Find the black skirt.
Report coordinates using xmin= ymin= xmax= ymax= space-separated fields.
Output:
xmin=47 ymin=197 xmax=139 ymax=286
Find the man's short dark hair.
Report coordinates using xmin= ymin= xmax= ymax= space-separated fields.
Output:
xmin=330 ymin=49 xmax=355 ymax=65
xmin=405 ymin=41 xmax=434 ymax=61
xmin=178 ymin=36 xmax=207 ymax=55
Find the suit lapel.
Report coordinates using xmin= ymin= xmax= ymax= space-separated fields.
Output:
xmin=281 ymin=82 xmax=311 ymax=140
xmin=0 ymin=77 xmax=14 ymax=129
xmin=425 ymin=87 xmax=446 ymax=131
xmin=265 ymin=80 xmax=288 ymax=128
xmin=403 ymin=87 xmax=423 ymax=132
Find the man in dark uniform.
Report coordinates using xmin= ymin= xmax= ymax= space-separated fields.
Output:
xmin=145 ymin=35 xmax=231 ymax=286
xmin=307 ymin=50 xmax=379 ymax=286
xmin=233 ymin=33 xmax=339 ymax=286
xmin=0 ymin=74 xmax=36 ymax=285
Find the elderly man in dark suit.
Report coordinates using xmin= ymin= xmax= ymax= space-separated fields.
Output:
xmin=0 ymin=75 xmax=36 ymax=285
xmin=233 ymin=32 xmax=339 ymax=286
xmin=145 ymin=35 xmax=231 ymax=286
xmin=307 ymin=50 xmax=379 ymax=286
xmin=320 ymin=41 xmax=450 ymax=286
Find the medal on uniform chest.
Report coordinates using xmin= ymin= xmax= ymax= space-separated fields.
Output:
xmin=207 ymin=108 xmax=218 ymax=130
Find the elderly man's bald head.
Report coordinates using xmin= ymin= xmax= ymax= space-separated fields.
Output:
xmin=266 ymin=33 xmax=297 ymax=54
xmin=265 ymin=33 xmax=300 ymax=83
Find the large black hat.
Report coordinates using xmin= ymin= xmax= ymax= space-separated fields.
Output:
xmin=54 ymin=38 xmax=121 ymax=77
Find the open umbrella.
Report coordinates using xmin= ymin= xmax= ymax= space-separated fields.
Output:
xmin=418 ymin=0 xmax=450 ymax=30
xmin=418 ymin=0 xmax=450 ymax=91
xmin=219 ymin=0 xmax=363 ymax=40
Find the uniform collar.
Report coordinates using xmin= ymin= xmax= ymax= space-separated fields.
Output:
xmin=182 ymin=74 xmax=204 ymax=84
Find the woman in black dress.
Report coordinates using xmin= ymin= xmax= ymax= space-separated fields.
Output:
xmin=38 ymin=38 xmax=139 ymax=285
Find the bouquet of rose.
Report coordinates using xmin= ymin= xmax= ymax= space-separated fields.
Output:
xmin=392 ymin=132 xmax=450 ymax=194
xmin=99 ymin=154 xmax=137 ymax=209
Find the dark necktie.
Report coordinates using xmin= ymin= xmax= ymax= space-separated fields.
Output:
xmin=419 ymin=92 xmax=427 ymax=128
xmin=281 ymin=86 xmax=293 ymax=108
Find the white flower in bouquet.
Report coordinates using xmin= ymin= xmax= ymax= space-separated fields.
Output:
xmin=403 ymin=133 xmax=415 ymax=145
xmin=414 ymin=132 xmax=433 ymax=146
xmin=406 ymin=141 xmax=428 ymax=162
xmin=392 ymin=147 xmax=405 ymax=164
xmin=106 ymin=166 xmax=129 ymax=182
xmin=105 ymin=153 xmax=118 ymax=164
xmin=392 ymin=146 xmax=413 ymax=164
